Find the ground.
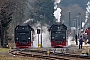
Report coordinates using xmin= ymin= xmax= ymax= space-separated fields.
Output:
xmin=0 ymin=48 xmax=45 ymax=60
xmin=0 ymin=55 xmax=44 ymax=60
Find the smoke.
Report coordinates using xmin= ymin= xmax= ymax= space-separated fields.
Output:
xmin=21 ymin=18 xmax=33 ymax=26
xmin=32 ymin=23 xmax=51 ymax=48
xmin=23 ymin=18 xmax=33 ymax=23
xmin=83 ymin=1 xmax=90 ymax=27
xmin=67 ymin=36 xmax=73 ymax=46
xmin=54 ymin=8 xmax=61 ymax=22
xmin=71 ymin=27 xmax=76 ymax=30
xmin=53 ymin=0 xmax=62 ymax=22
xmin=54 ymin=0 xmax=61 ymax=9
xmin=82 ymin=22 xmax=85 ymax=28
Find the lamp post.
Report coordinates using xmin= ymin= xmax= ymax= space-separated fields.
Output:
xmin=78 ymin=13 xmax=81 ymax=29
xmin=69 ymin=11 xmax=71 ymax=29
xmin=41 ymin=24 xmax=42 ymax=48
xmin=74 ymin=18 xmax=76 ymax=36
xmin=76 ymin=16 xmax=79 ymax=37
xmin=68 ymin=11 xmax=71 ymax=36
xmin=40 ymin=15 xmax=43 ymax=48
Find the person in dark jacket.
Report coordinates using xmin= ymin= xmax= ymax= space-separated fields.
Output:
xmin=75 ymin=34 xmax=78 ymax=45
xmin=79 ymin=36 xmax=83 ymax=49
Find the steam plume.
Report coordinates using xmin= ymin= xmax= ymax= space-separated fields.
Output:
xmin=32 ymin=23 xmax=51 ymax=48
xmin=24 ymin=18 xmax=33 ymax=23
xmin=54 ymin=0 xmax=62 ymax=22
xmin=54 ymin=0 xmax=61 ymax=9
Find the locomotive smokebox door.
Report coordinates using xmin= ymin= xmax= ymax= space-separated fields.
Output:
xmin=37 ymin=29 xmax=40 ymax=34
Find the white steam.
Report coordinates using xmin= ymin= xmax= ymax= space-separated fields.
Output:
xmin=83 ymin=1 xmax=90 ymax=27
xmin=82 ymin=22 xmax=85 ymax=28
xmin=24 ymin=18 xmax=33 ymax=23
xmin=54 ymin=8 xmax=61 ymax=22
xmin=67 ymin=36 xmax=73 ymax=46
xmin=54 ymin=0 xmax=62 ymax=22
xmin=54 ymin=0 xmax=61 ymax=9
xmin=32 ymin=23 xmax=51 ymax=48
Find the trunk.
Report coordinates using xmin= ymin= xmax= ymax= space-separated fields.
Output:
xmin=3 ymin=29 xmax=7 ymax=47
xmin=0 ymin=38 xmax=1 ymax=47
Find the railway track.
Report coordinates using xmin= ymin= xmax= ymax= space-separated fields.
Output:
xmin=9 ymin=48 xmax=90 ymax=60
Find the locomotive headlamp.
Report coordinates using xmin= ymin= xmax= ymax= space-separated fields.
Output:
xmin=28 ymin=37 xmax=30 ymax=39
xmin=52 ymin=37 xmax=54 ymax=39
xmin=16 ymin=38 xmax=18 ymax=40
xmin=63 ymin=37 xmax=65 ymax=38
xmin=22 ymin=28 xmax=25 ymax=29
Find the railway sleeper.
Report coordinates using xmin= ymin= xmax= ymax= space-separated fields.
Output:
xmin=79 ymin=55 xmax=90 ymax=59
xmin=21 ymin=54 xmax=32 ymax=57
xmin=50 ymin=56 xmax=69 ymax=60
xmin=42 ymin=56 xmax=51 ymax=59
xmin=33 ymin=54 xmax=42 ymax=58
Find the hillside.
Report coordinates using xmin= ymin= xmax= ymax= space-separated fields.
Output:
xmin=61 ymin=0 xmax=89 ymax=10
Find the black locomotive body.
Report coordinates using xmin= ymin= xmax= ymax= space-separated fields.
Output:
xmin=50 ymin=23 xmax=67 ymax=48
xmin=14 ymin=25 xmax=34 ymax=48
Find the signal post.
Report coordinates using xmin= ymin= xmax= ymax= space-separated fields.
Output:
xmin=37 ymin=29 xmax=42 ymax=48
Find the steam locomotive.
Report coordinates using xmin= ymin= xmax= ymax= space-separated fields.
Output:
xmin=14 ymin=25 xmax=34 ymax=48
xmin=49 ymin=23 xmax=67 ymax=48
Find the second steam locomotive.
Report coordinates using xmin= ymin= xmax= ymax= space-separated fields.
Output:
xmin=49 ymin=23 xmax=67 ymax=48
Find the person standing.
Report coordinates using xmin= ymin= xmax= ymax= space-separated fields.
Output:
xmin=75 ymin=34 xmax=78 ymax=45
xmin=79 ymin=36 xmax=83 ymax=49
